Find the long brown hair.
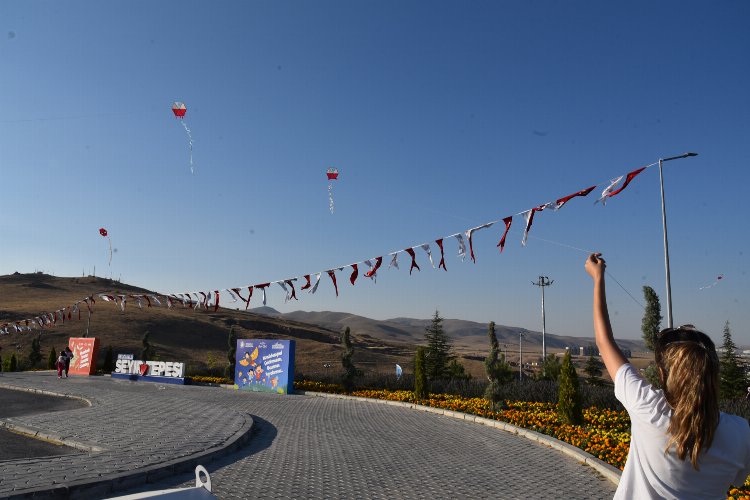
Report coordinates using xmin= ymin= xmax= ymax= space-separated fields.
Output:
xmin=655 ymin=326 xmax=720 ymax=470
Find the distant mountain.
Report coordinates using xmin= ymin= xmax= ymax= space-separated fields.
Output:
xmin=250 ymin=308 xmax=646 ymax=354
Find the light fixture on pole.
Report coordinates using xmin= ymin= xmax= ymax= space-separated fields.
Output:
xmin=532 ymin=276 xmax=554 ymax=363
xmin=658 ymin=152 xmax=698 ymax=329
xmin=519 ymin=332 xmax=524 ymax=381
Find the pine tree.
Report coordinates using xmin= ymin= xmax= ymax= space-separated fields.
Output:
xmin=10 ymin=353 xmax=18 ymax=372
xmin=424 ymin=310 xmax=454 ymax=380
xmin=140 ymin=331 xmax=154 ymax=362
xmin=719 ymin=321 xmax=747 ymax=400
xmin=537 ymin=354 xmax=562 ymax=381
xmin=28 ymin=336 xmax=42 ymax=368
xmin=641 ymin=286 xmax=662 ymax=352
xmin=558 ymin=350 xmax=583 ymax=425
xmin=414 ymin=346 xmax=428 ymax=400
xmin=47 ymin=348 xmax=58 ymax=370
xmin=103 ymin=346 xmax=114 ymax=373
xmin=225 ymin=326 xmax=237 ymax=381
xmin=484 ymin=322 xmax=512 ymax=408
xmin=341 ymin=327 xmax=358 ymax=393
xmin=583 ymin=355 xmax=603 ymax=384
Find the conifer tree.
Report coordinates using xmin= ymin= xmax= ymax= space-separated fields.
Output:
xmin=225 ymin=326 xmax=237 ymax=381
xmin=641 ymin=286 xmax=662 ymax=352
xmin=28 ymin=336 xmax=42 ymax=368
xmin=719 ymin=321 xmax=747 ymax=400
xmin=10 ymin=353 xmax=18 ymax=372
xmin=583 ymin=355 xmax=603 ymax=384
xmin=537 ymin=354 xmax=562 ymax=381
xmin=484 ymin=322 xmax=512 ymax=408
xmin=558 ymin=350 xmax=583 ymax=425
xmin=341 ymin=327 xmax=358 ymax=393
xmin=414 ymin=346 xmax=428 ymax=400
xmin=47 ymin=347 xmax=58 ymax=370
xmin=424 ymin=310 xmax=454 ymax=380
xmin=140 ymin=331 xmax=154 ymax=362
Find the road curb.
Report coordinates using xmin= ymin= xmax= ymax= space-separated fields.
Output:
xmin=297 ymin=390 xmax=622 ymax=486
xmin=0 ymin=383 xmax=256 ymax=500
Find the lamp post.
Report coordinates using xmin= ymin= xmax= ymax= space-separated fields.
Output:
xmin=658 ymin=152 xmax=698 ymax=329
xmin=532 ymin=276 xmax=553 ymax=363
xmin=519 ymin=332 xmax=524 ymax=381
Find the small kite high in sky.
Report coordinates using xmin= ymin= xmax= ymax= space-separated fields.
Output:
xmin=172 ymin=101 xmax=194 ymax=174
xmin=99 ymin=227 xmax=112 ymax=266
xmin=327 ymin=167 xmax=338 ymax=213
xmin=698 ymin=274 xmax=724 ymax=290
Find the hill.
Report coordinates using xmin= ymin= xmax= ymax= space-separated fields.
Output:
xmin=0 ymin=273 xmax=646 ymax=380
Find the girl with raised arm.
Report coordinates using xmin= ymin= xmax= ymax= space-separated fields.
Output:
xmin=585 ymin=253 xmax=750 ymax=499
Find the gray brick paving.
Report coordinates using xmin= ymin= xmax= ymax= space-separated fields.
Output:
xmin=0 ymin=372 xmax=617 ymax=499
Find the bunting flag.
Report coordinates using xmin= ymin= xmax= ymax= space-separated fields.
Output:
xmin=255 ymin=283 xmax=270 ymax=306
xmin=300 ymin=274 xmax=312 ymax=291
xmin=554 ymin=185 xmax=597 ymax=210
xmin=497 ymin=216 xmax=513 ymax=253
xmin=435 ymin=239 xmax=447 ymax=271
xmin=389 ymin=252 xmax=399 ymax=269
xmin=310 ymin=273 xmax=322 ymax=293
xmin=465 ymin=222 xmax=494 ymax=263
xmin=595 ymin=167 xmax=646 ymax=205
xmin=284 ymin=281 xmax=297 ymax=301
xmin=521 ymin=204 xmax=551 ymax=246
xmin=364 ymin=256 xmax=383 ymax=281
xmin=420 ymin=244 xmax=435 ymax=268
xmin=405 ymin=248 xmax=420 ymax=274
xmin=327 ymin=270 xmax=339 ymax=297
xmin=454 ymin=233 xmax=467 ymax=261
xmin=350 ymin=264 xmax=359 ymax=285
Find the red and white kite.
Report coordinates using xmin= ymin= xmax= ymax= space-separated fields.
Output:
xmin=172 ymin=101 xmax=194 ymax=174
xmin=327 ymin=168 xmax=339 ymax=213
xmin=99 ymin=227 xmax=112 ymax=266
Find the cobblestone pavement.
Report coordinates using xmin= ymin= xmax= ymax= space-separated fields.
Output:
xmin=0 ymin=372 xmax=617 ymax=499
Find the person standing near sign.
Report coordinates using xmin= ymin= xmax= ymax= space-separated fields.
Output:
xmin=56 ymin=353 xmax=67 ymax=379
xmin=64 ymin=346 xmax=73 ymax=377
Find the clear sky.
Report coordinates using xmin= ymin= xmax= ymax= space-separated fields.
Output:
xmin=1 ymin=1 xmax=749 ymax=344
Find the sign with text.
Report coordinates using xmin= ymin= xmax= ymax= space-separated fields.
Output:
xmin=68 ymin=337 xmax=100 ymax=376
xmin=112 ymin=356 xmax=186 ymax=385
xmin=235 ymin=339 xmax=295 ymax=394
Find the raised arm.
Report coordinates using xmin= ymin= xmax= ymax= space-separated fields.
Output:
xmin=585 ymin=253 xmax=628 ymax=380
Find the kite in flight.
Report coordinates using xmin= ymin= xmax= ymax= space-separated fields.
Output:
xmin=327 ymin=167 xmax=338 ymax=213
xmin=172 ymin=101 xmax=194 ymax=174
xmin=99 ymin=227 xmax=112 ymax=266
xmin=698 ymin=274 xmax=724 ymax=290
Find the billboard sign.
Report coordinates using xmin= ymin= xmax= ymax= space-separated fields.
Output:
xmin=112 ymin=354 xmax=186 ymax=385
xmin=235 ymin=339 xmax=295 ymax=394
xmin=68 ymin=337 xmax=100 ymax=376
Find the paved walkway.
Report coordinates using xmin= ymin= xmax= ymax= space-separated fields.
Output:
xmin=0 ymin=372 xmax=618 ymax=499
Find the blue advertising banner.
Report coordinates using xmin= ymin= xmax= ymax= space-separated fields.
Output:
xmin=235 ymin=339 xmax=295 ymax=394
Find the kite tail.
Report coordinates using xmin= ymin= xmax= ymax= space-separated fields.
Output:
xmin=108 ymin=237 xmax=112 ymax=266
xmin=181 ymin=120 xmax=194 ymax=174
xmin=328 ymin=183 xmax=334 ymax=213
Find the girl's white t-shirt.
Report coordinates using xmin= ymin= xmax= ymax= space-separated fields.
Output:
xmin=614 ymin=363 xmax=750 ymax=499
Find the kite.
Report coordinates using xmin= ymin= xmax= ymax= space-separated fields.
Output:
xmin=99 ymin=227 xmax=112 ymax=266
xmin=172 ymin=101 xmax=194 ymax=174
xmin=326 ymin=168 xmax=338 ymax=213
xmin=698 ymin=274 xmax=724 ymax=290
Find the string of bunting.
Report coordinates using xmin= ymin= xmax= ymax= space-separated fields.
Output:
xmin=0 ymin=162 xmax=654 ymax=334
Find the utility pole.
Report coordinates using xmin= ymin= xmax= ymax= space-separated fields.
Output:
xmin=519 ymin=332 xmax=524 ymax=381
xmin=532 ymin=276 xmax=554 ymax=363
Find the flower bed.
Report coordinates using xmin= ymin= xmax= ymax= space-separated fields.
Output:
xmin=295 ymin=381 xmax=750 ymax=499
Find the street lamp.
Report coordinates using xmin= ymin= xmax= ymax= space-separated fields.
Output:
xmin=658 ymin=152 xmax=698 ymax=328
xmin=519 ymin=331 xmax=524 ymax=381
xmin=532 ymin=276 xmax=553 ymax=362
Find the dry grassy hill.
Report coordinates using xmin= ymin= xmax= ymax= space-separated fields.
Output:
xmin=0 ymin=273 xmax=415 ymax=378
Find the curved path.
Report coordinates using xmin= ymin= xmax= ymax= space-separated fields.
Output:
xmin=0 ymin=372 xmax=617 ymax=499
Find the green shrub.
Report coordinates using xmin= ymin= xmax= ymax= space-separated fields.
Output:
xmin=558 ymin=350 xmax=583 ymax=425
xmin=48 ymin=348 xmax=58 ymax=370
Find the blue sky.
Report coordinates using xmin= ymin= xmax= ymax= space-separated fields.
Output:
xmin=1 ymin=1 xmax=749 ymax=344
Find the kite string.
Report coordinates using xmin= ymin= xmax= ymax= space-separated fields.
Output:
xmin=180 ymin=120 xmax=194 ymax=173
xmin=527 ymin=235 xmax=645 ymax=309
